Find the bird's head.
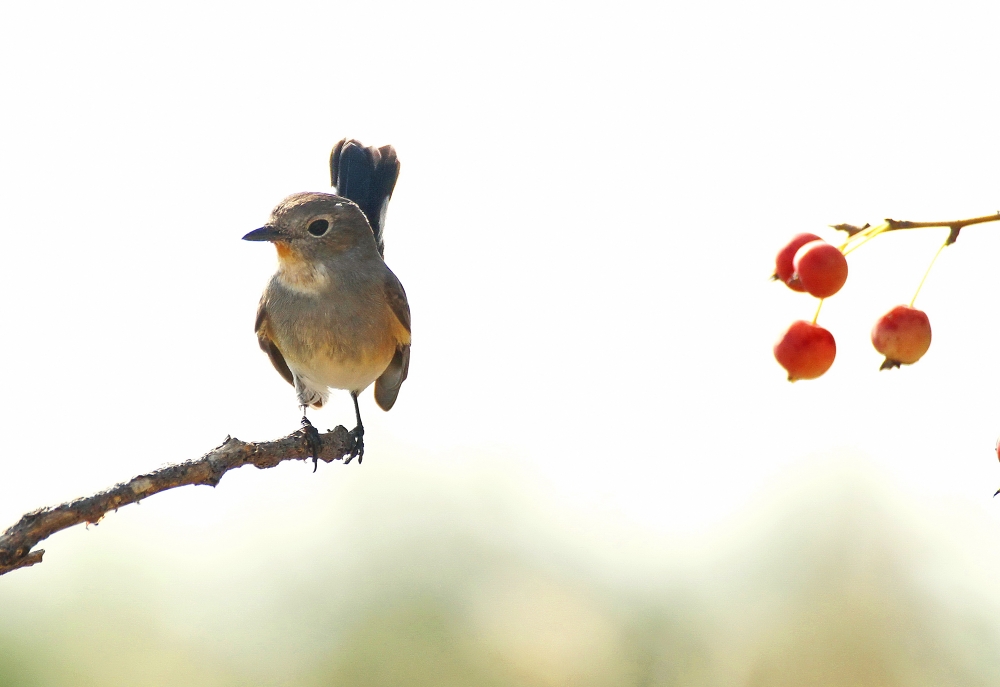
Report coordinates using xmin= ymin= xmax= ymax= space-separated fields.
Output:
xmin=243 ymin=192 xmax=377 ymax=262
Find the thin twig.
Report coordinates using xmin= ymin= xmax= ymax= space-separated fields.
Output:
xmin=0 ymin=425 xmax=355 ymax=576
xmin=884 ymin=212 xmax=1000 ymax=232
xmin=833 ymin=212 xmax=1000 ymax=250
xmin=830 ymin=222 xmax=870 ymax=237
xmin=877 ymin=212 xmax=1000 ymax=246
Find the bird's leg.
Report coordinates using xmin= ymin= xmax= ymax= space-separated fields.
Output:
xmin=345 ymin=391 xmax=365 ymax=464
xmin=300 ymin=407 xmax=323 ymax=472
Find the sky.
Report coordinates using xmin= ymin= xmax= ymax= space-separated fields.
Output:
xmin=1 ymin=0 xmax=1000 ymax=682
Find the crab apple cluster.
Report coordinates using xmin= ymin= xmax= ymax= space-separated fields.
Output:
xmin=773 ymin=234 xmax=849 ymax=298
xmin=771 ymin=234 xmax=932 ymax=380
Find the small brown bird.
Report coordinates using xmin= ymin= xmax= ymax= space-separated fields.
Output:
xmin=243 ymin=141 xmax=409 ymax=466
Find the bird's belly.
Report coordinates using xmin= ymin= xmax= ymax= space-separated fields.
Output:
xmin=292 ymin=346 xmax=394 ymax=393
xmin=265 ymin=277 xmax=404 ymax=395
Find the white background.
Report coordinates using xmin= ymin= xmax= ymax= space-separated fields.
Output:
xmin=1 ymin=0 xmax=1000 ymax=683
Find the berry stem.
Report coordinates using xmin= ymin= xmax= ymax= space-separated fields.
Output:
xmin=910 ymin=238 xmax=949 ymax=307
xmin=841 ymin=222 xmax=888 ymax=256
xmin=811 ymin=298 xmax=824 ymax=325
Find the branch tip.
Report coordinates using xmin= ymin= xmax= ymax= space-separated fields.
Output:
xmin=0 ymin=549 xmax=43 ymax=576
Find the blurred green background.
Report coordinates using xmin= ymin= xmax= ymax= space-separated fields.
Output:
xmin=3 ymin=455 xmax=1000 ymax=685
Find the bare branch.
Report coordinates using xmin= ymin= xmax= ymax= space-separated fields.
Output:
xmin=833 ymin=212 xmax=1000 ymax=251
xmin=884 ymin=212 xmax=1000 ymax=246
xmin=883 ymin=212 xmax=1000 ymax=232
xmin=0 ymin=425 xmax=355 ymax=576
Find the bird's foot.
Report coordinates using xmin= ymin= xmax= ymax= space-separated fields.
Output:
xmin=345 ymin=425 xmax=365 ymax=465
xmin=300 ymin=416 xmax=323 ymax=472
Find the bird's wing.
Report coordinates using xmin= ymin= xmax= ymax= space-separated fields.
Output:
xmin=383 ymin=267 xmax=410 ymax=335
xmin=255 ymin=297 xmax=294 ymax=387
xmin=374 ymin=269 xmax=410 ymax=411
xmin=375 ymin=345 xmax=409 ymax=411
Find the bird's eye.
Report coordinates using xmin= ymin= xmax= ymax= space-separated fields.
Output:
xmin=307 ymin=219 xmax=330 ymax=236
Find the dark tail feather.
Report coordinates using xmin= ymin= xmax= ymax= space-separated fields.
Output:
xmin=329 ymin=139 xmax=400 ymax=257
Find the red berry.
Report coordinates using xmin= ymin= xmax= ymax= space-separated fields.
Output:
xmin=871 ymin=305 xmax=931 ymax=369
xmin=774 ymin=233 xmax=822 ymax=291
xmin=774 ymin=320 xmax=837 ymax=381
xmin=792 ymin=240 xmax=848 ymax=298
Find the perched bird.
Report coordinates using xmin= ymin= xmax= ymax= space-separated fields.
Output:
xmin=244 ymin=140 xmax=409 ymax=466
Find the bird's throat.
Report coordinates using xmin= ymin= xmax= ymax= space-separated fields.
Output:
xmin=274 ymin=242 xmax=330 ymax=294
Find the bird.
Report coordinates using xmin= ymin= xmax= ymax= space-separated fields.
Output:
xmin=243 ymin=140 xmax=409 ymax=467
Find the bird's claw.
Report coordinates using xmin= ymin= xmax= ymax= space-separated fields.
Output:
xmin=300 ymin=417 xmax=323 ymax=472
xmin=345 ymin=425 xmax=365 ymax=465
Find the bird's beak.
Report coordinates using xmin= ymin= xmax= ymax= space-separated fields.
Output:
xmin=242 ymin=225 xmax=283 ymax=242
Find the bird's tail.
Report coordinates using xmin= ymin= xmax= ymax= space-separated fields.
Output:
xmin=329 ymin=139 xmax=400 ymax=257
